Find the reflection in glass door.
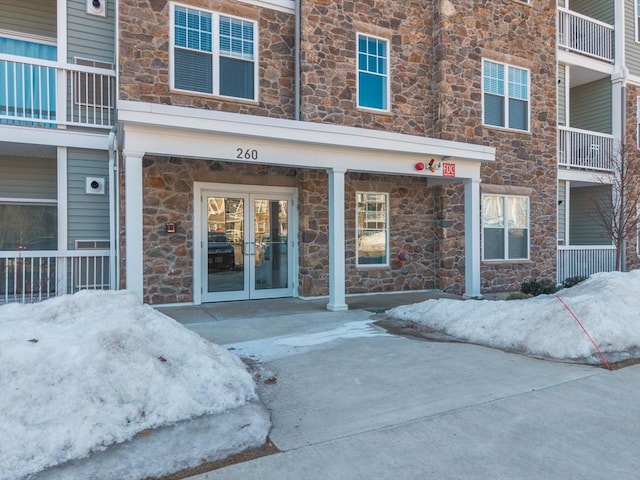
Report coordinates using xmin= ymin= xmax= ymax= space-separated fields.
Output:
xmin=206 ymin=196 xmax=245 ymax=295
xmin=202 ymin=191 xmax=293 ymax=302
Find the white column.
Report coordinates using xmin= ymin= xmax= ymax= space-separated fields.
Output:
xmin=56 ymin=147 xmax=68 ymax=294
xmin=124 ymin=151 xmax=145 ymax=301
xmin=327 ymin=167 xmax=348 ymax=311
xmin=464 ymin=179 xmax=481 ymax=298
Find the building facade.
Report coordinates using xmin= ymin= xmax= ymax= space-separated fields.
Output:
xmin=1 ymin=0 xmax=639 ymax=307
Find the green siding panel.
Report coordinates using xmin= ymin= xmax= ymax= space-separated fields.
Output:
xmin=67 ymin=149 xmax=110 ymax=249
xmin=67 ymin=0 xmax=116 ymax=64
xmin=569 ymin=185 xmax=612 ymax=245
xmin=0 ymin=155 xmax=57 ymax=200
xmin=0 ymin=0 xmax=56 ymax=40
xmin=570 ymin=0 xmax=615 ymax=24
xmin=626 ymin=0 xmax=640 ymax=76
xmin=558 ymin=65 xmax=566 ymax=126
xmin=570 ymin=79 xmax=612 ymax=134
xmin=558 ymin=180 xmax=567 ymax=244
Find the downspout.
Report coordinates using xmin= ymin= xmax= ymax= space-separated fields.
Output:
xmin=108 ymin=130 xmax=118 ymax=290
xmin=294 ymin=0 xmax=301 ymax=120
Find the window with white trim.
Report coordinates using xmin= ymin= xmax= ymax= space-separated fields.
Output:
xmin=357 ymin=34 xmax=389 ymax=111
xmin=482 ymin=59 xmax=529 ymax=131
xmin=356 ymin=192 xmax=388 ymax=266
xmin=482 ymin=194 xmax=530 ymax=260
xmin=171 ymin=4 xmax=257 ymax=100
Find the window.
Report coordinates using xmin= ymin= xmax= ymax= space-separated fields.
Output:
xmin=172 ymin=4 xmax=257 ymax=100
xmin=482 ymin=195 xmax=529 ymax=260
xmin=356 ymin=192 xmax=388 ymax=266
xmin=482 ymin=59 xmax=529 ymax=131
xmin=357 ymin=34 xmax=389 ymax=111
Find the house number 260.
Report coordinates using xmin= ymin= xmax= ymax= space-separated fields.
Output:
xmin=236 ymin=148 xmax=259 ymax=160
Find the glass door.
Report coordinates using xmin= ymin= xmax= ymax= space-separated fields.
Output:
xmin=202 ymin=191 xmax=293 ymax=302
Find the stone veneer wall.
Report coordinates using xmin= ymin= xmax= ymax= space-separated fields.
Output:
xmin=119 ymin=0 xmax=295 ymax=118
xmin=344 ymin=173 xmax=438 ymax=294
xmin=625 ymin=84 xmax=640 ymax=271
xmin=140 ymin=156 xmax=298 ymax=304
xmin=433 ymin=0 xmax=559 ymax=292
xmin=300 ymin=0 xmax=435 ymax=135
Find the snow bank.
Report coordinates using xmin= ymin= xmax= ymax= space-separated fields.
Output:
xmin=387 ymin=270 xmax=640 ymax=363
xmin=0 ymin=290 xmax=268 ymax=480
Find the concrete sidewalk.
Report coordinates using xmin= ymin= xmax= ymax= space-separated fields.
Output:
xmin=159 ymin=296 xmax=640 ymax=480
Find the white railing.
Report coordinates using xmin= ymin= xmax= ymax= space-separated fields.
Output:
xmin=558 ymin=7 xmax=614 ymax=62
xmin=557 ymin=245 xmax=616 ymax=283
xmin=558 ymin=126 xmax=614 ymax=171
xmin=0 ymin=53 xmax=115 ymax=128
xmin=0 ymin=250 xmax=111 ymax=304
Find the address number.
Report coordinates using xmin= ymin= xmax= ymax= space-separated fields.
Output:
xmin=236 ymin=148 xmax=259 ymax=160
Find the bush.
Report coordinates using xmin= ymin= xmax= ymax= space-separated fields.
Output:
xmin=506 ymin=292 xmax=534 ymax=300
xmin=519 ymin=278 xmax=558 ymax=296
xmin=562 ymin=275 xmax=588 ymax=289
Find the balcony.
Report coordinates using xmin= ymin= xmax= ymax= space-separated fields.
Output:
xmin=0 ymin=54 xmax=115 ymax=129
xmin=1 ymin=250 xmax=111 ymax=304
xmin=558 ymin=126 xmax=614 ymax=171
xmin=557 ymin=245 xmax=616 ymax=283
xmin=557 ymin=7 xmax=614 ymax=62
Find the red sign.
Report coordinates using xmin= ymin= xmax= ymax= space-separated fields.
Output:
xmin=442 ymin=162 xmax=456 ymax=177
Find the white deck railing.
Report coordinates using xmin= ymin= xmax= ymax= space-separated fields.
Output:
xmin=558 ymin=126 xmax=614 ymax=171
xmin=0 ymin=53 xmax=115 ymax=128
xmin=557 ymin=245 xmax=616 ymax=283
xmin=0 ymin=250 xmax=111 ymax=304
xmin=558 ymin=7 xmax=614 ymax=62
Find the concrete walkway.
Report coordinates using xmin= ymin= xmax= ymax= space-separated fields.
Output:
xmin=158 ymin=294 xmax=640 ymax=480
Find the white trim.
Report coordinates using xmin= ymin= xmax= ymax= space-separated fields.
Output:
xmin=0 ymin=198 xmax=57 ymax=204
xmin=0 ymin=29 xmax=56 ymax=46
xmin=355 ymin=191 xmax=390 ymax=267
xmin=57 ymin=0 xmax=67 ymax=62
xmin=481 ymin=58 xmax=531 ymax=133
xmin=170 ymin=3 xmax=259 ymax=102
xmin=327 ymin=168 xmax=348 ymax=311
xmin=118 ymin=101 xmax=495 ymax=164
xmin=464 ymin=179 xmax=481 ymax=297
xmin=356 ymin=32 xmax=390 ymax=112
xmin=234 ymin=0 xmax=294 ymax=14
xmin=556 ymin=50 xmax=615 ymax=75
xmin=57 ymin=147 xmax=67 ymax=251
xmin=481 ymin=193 xmax=531 ymax=261
xmin=0 ymin=126 xmax=110 ymax=150
xmin=124 ymin=151 xmax=144 ymax=300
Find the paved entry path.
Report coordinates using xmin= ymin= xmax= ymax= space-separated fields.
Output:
xmin=160 ymin=300 xmax=640 ymax=480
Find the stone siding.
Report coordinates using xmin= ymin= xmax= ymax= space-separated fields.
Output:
xmin=119 ymin=0 xmax=295 ymax=118
xmin=433 ymin=0 xmax=558 ymax=292
xmin=300 ymin=1 xmax=435 ymax=136
xmin=625 ymin=84 xmax=640 ymax=271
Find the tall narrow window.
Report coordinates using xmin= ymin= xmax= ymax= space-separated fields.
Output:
xmin=483 ymin=60 xmax=529 ymax=131
xmin=482 ymin=195 xmax=530 ymax=260
xmin=357 ymin=34 xmax=388 ymax=111
xmin=172 ymin=4 xmax=257 ymax=100
xmin=356 ymin=192 xmax=388 ymax=266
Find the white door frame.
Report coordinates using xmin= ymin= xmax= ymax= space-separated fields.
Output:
xmin=193 ymin=182 xmax=298 ymax=304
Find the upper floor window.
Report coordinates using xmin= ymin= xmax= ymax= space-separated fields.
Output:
xmin=357 ymin=34 xmax=389 ymax=111
xmin=482 ymin=194 xmax=530 ymax=261
xmin=356 ymin=192 xmax=388 ymax=266
xmin=482 ymin=59 xmax=529 ymax=131
xmin=171 ymin=4 xmax=257 ymax=100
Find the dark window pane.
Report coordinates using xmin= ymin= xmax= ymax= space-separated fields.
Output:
xmin=174 ymin=48 xmax=213 ymax=94
xmin=219 ymin=57 xmax=254 ymax=99
xmin=0 ymin=204 xmax=57 ymax=250
xmin=483 ymin=228 xmax=505 ymax=260
xmin=508 ymin=98 xmax=528 ymax=130
xmin=508 ymin=228 xmax=528 ymax=259
xmin=484 ymin=93 xmax=504 ymax=127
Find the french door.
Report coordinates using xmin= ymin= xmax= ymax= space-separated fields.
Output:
xmin=200 ymin=186 xmax=295 ymax=302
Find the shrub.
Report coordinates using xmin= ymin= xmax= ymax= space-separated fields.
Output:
xmin=506 ymin=292 xmax=534 ymax=300
xmin=519 ymin=278 xmax=558 ymax=296
xmin=562 ymin=275 xmax=588 ymax=289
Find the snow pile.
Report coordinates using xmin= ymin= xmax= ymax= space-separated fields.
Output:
xmin=387 ymin=270 xmax=640 ymax=363
xmin=0 ymin=290 xmax=270 ymax=480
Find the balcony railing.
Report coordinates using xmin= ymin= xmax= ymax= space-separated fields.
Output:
xmin=558 ymin=7 xmax=614 ymax=62
xmin=558 ymin=126 xmax=614 ymax=171
xmin=1 ymin=250 xmax=111 ymax=304
xmin=0 ymin=53 xmax=115 ymax=129
xmin=557 ymin=245 xmax=616 ymax=283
